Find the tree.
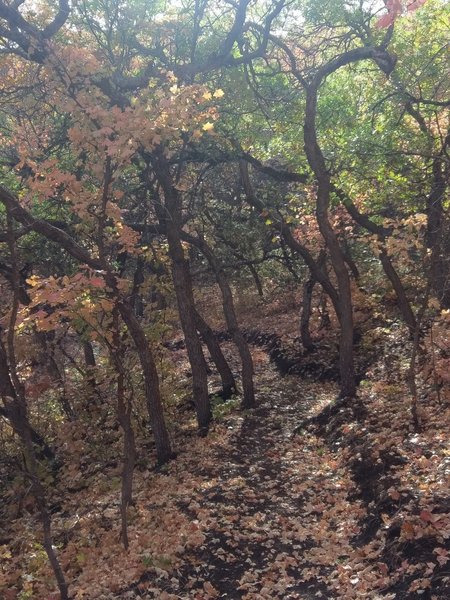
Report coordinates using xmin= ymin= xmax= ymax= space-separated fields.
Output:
xmin=1 ymin=1 xmax=448 ymax=596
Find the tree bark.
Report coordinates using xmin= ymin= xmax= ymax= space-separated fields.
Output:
xmin=118 ymin=302 xmax=173 ymax=464
xmin=153 ymin=153 xmax=212 ymax=432
xmin=248 ymin=262 xmax=264 ymax=298
xmin=183 ymin=232 xmax=256 ymax=408
xmin=112 ymin=309 xmax=136 ymax=549
xmin=300 ymin=251 xmax=326 ymax=351
xmin=426 ymin=131 xmax=450 ymax=307
xmin=165 ymin=222 xmax=212 ymax=431
xmin=193 ymin=308 xmax=237 ymax=399
xmin=304 ymin=86 xmax=356 ymax=397
xmin=300 ymin=276 xmax=316 ymax=352
xmin=339 ymin=189 xmax=417 ymax=332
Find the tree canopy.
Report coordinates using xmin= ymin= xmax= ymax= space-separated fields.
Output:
xmin=0 ymin=1 xmax=449 ymax=598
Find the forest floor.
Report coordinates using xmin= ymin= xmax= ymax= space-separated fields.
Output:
xmin=1 ymin=292 xmax=450 ymax=599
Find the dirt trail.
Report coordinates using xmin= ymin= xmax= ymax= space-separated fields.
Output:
xmin=127 ymin=363 xmax=345 ymax=599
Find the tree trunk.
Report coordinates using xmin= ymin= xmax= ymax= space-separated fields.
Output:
xmin=379 ymin=248 xmax=417 ymax=331
xmin=248 ymin=262 xmax=264 ymax=298
xmin=82 ymin=339 xmax=98 ymax=398
xmin=339 ymin=190 xmax=417 ymax=332
xmin=318 ymin=291 xmax=331 ymax=330
xmin=300 ymin=251 xmax=327 ymax=351
xmin=217 ymin=274 xmax=255 ymax=408
xmin=112 ymin=310 xmax=136 ymax=550
xmin=83 ymin=340 xmax=96 ymax=369
xmin=166 ymin=222 xmax=212 ymax=431
xmin=183 ymin=233 xmax=256 ymax=409
xmin=300 ymin=276 xmax=315 ymax=352
xmin=426 ymin=133 xmax=450 ymax=307
xmin=193 ymin=308 xmax=237 ymax=399
xmin=118 ymin=302 xmax=173 ymax=464
xmin=304 ymin=86 xmax=356 ymax=398
xmin=153 ymin=153 xmax=212 ymax=432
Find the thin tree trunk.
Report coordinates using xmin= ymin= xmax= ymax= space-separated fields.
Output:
xmin=118 ymin=302 xmax=173 ymax=464
xmin=83 ymin=340 xmax=96 ymax=369
xmin=379 ymin=248 xmax=417 ymax=331
xmin=300 ymin=251 xmax=327 ymax=351
xmin=300 ymin=276 xmax=315 ymax=352
xmin=339 ymin=190 xmax=417 ymax=332
xmin=426 ymin=131 xmax=450 ymax=307
xmin=342 ymin=239 xmax=360 ymax=281
xmin=82 ymin=338 xmax=97 ymax=392
xmin=248 ymin=263 xmax=264 ymax=298
xmin=183 ymin=233 xmax=256 ymax=408
xmin=194 ymin=308 xmax=237 ymax=398
xmin=318 ymin=291 xmax=331 ymax=330
xmin=217 ymin=275 xmax=255 ymax=408
xmin=3 ymin=210 xmax=69 ymax=599
xmin=112 ymin=309 xmax=136 ymax=550
xmin=406 ymin=284 xmax=430 ymax=432
xmin=166 ymin=222 xmax=212 ymax=431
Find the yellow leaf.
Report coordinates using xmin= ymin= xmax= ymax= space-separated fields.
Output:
xmin=26 ymin=275 xmax=40 ymax=287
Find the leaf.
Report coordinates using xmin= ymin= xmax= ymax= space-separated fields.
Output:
xmin=90 ymin=277 xmax=105 ymax=288
xmin=203 ymin=581 xmax=219 ymax=597
xmin=420 ymin=510 xmax=433 ymax=522
xmin=389 ymin=489 xmax=401 ymax=501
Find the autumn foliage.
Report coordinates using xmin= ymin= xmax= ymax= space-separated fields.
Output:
xmin=0 ymin=0 xmax=449 ymax=598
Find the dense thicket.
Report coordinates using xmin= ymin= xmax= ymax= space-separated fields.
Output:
xmin=0 ymin=1 xmax=449 ymax=598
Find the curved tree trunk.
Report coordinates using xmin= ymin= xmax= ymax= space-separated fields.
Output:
xmin=183 ymin=232 xmax=256 ymax=409
xmin=194 ymin=308 xmax=237 ymax=399
xmin=339 ymin=190 xmax=417 ymax=332
xmin=304 ymin=87 xmax=356 ymax=397
xmin=379 ymin=248 xmax=417 ymax=331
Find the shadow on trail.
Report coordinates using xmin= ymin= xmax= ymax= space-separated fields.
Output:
xmin=132 ymin=372 xmax=333 ymax=599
